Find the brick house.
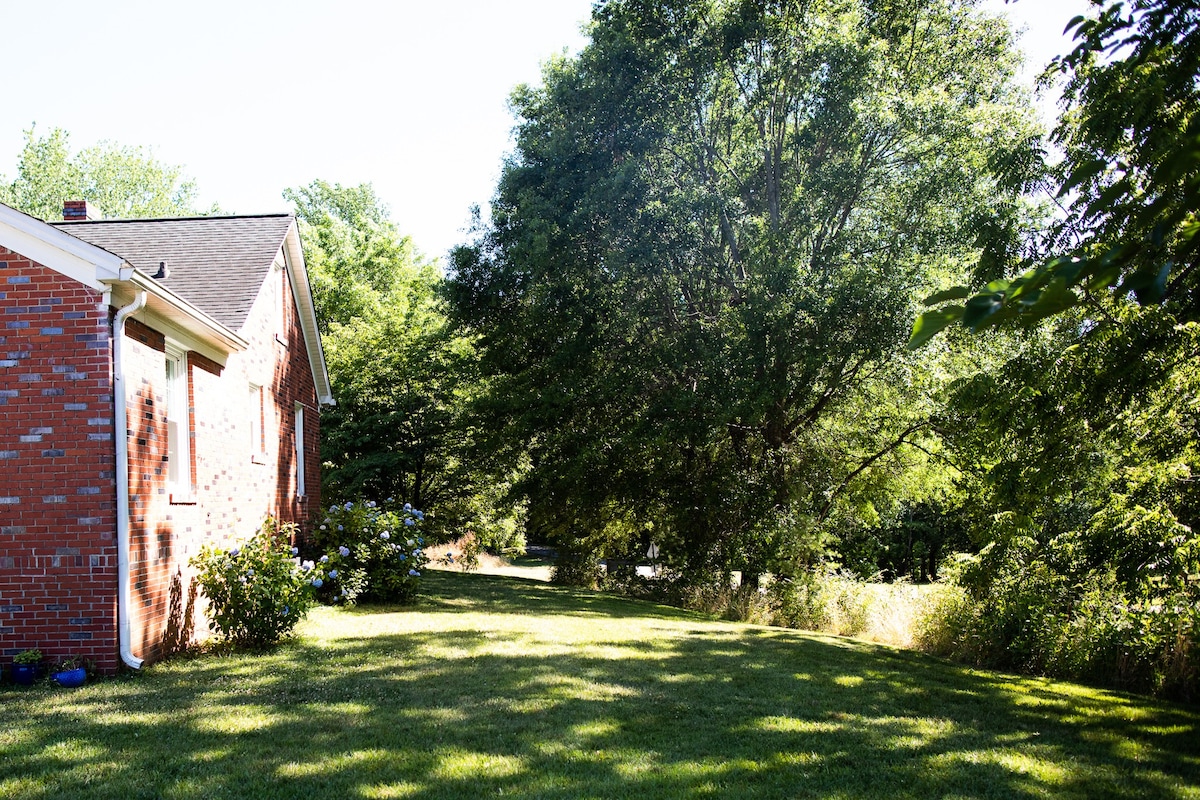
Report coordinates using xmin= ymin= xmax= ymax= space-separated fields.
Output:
xmin=0 ymin=200 xmax=333 ymax=673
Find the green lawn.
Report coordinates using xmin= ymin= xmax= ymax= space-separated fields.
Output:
xmin=3 ymin=571 xmax=1198 ymax=799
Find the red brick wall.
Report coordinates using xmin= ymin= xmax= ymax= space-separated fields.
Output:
xmin=0 ymin=247 xmax=120 ymax=672
xmin=122 ymin=255 xmax=321 ymax=662
xmin=0 ymin=242 xmax=323 ymax=672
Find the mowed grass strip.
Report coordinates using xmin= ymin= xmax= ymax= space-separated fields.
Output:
xmin=2 ymin=571 xmax=1198 ymax=799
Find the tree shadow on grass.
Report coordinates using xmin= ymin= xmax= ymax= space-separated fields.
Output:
xmin=1 ymin=573 xmax=1198 ymax=800
xmin=365 ymin=570 xmax=707 ymax=622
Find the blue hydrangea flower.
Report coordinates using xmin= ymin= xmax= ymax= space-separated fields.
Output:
xmin=291 ymin=547 xmax=299 ymax=556
xmin=312 ymin=578 xmax=323 ymax=588
xmin=229 ymin=546 xmax=240 ymax=557
xmin=405 ymin=518 xmax=416 ymax=527
xmin=381 ymin=531 xmax=390 ymax=540
xmin=338 ymin=545 xmax=351 ymax=557
xmin=409 ymin=569 xmax=420 ymax=577
xmin=329 ymin=569 xmax=338 ymax=579
xmin=301 ymin=560 xmax=314 ymax=571
xmin=404 ymin=503 xmax=412 ymax=512
xmin=320 ymin=554 xmax=329 ymax=563
xmin=344 ymin=502 xmax=354 ymax=510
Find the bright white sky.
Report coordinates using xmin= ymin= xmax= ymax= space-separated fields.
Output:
xmin=2 ymin=0 xmax=1088 ymax=260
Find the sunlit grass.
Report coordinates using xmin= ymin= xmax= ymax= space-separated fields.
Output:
xmin=1 ymin=570 xmax=1198 ymax=799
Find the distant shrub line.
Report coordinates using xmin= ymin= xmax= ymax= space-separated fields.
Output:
xmin=559 ymin=557 xmax=1197 ymax=702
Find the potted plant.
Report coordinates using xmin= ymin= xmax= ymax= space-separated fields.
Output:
xmin=11 ymin=648 xmax=42 ymax=685
xmin=50 ymin=655 xmax=90 ymax=688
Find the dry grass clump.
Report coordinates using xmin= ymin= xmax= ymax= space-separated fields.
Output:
xmin=718 ymin=574 xmax=936 ymax=648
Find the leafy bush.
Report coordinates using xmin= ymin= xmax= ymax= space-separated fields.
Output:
xmin=550 ymin=547 xmax=602 ymax=588
xmin=310 ymin=499 xmax=429 ymax=604
xmin=914 ymin=539 xmax=1200 ymax=701
xmin=435 ymin=533 xmax=482 ymax=572
xmin=768 ymin=570 xmax=873 ymax=636
xmin=191 ymin=517 xmax=313 ymax=649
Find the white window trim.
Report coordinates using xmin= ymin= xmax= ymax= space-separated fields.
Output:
xmin=165 ymin=343 xmax=195 ymax=504
xmin=249 ymin=383 xmax=267 ymax=465
xmin=294 ymin=402 xmax=306 ymax=499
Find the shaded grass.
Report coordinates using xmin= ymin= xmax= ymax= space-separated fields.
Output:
xmin=1 ymin=571 xmax=1198 ymax=799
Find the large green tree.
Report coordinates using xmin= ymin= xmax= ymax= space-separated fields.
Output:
xmin=1 ymin=125 xmax=211 ymax=219
xmin=288 ymin=181 xmax=493 ymax=542
xmin=450 ymin=0 xmax=1039 ymax=584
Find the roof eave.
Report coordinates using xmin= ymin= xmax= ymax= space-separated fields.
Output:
xmin=107 ymin=269 xmax=250 ymax=356
xmin=282 ymin=222 xmax=335 ymax=406
xmin=0 ymin=202 xmax=126 ymax=289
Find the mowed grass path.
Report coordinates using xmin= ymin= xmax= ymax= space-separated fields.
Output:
xmin=2 ymin=572 xmax=1198 ymax=799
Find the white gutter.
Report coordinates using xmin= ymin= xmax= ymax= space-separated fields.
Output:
xmin=126 ymin=270 xmax=249 ymax=354
xmin=114 ymin=291 xmax=147 ymax=670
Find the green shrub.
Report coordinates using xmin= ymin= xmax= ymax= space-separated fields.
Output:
xmin=191 ymin=517 xmax=313 ymax=649
xmin=550 ymin=547 xmax=602 ymax=588
xmin=435 ymin=532 xmax=483 ymax=573
xmin=768 ymin=570 xmax=873 ymax=636
xmin=310 ymin=499 xmax=429 ymax=604
xmin=911 ymin=581 xmax=977 ymax=658
xmin=913 ymin=545 xmax=1200 ymax=701
xmin=768 ymin=573 xmax=830 ymax=631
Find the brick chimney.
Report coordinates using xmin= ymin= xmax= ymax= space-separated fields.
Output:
xmin=63 ymin=200 xmax=101 ymax=221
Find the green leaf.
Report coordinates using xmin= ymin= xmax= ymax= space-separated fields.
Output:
xmin=1025 ymin=278 xmax=1078 ymax=320
xmin=962 ymin=294 xmax=1004 ymax=331
xmin=1084 ymin=178 xmax=1132 ymax=220
xmin=922 ymin=286 xmax=971 ymax=306
xmin=908 ymin=308 xmax=964 ymax=349
xmin=1058 ymin=158 xmax=1108 ymax=197
xmin=1063 ymin=14 xmax=1088 ymax=35
xmin=1123 ymin=261 xmax=1172 ymax=303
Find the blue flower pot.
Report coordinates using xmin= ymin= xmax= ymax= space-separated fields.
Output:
xmin=12 ymin=663 xmax=41 ymax=686
xmin=52 ymin=667 xmax=87 ymax=688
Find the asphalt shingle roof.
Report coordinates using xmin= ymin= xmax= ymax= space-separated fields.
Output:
xmin=51 ymin=214 xmax=295 ymax=330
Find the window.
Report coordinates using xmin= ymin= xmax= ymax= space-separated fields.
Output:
xmin=165 ymin=345 xmax=192 ymax=501
xmin=294 ymin=402 xmax=305 ymax=498
xmin=249 ymin=384 xmax=265 ymax=463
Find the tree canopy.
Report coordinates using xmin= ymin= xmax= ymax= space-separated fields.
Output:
xmin=897 ymin=0 xmax=1200 ymax=698
xmin=0 ymin=125 xmax=211 ymax=220
xmin=911 ymin=0 xmax=1200 ymax=344
xmin=288 ymin=181 xmax=505 ymax=544
xmin=450 ymin=0 xmax=1039 ymax=584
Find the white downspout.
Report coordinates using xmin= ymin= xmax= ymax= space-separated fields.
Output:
xmin=113 ymin=291 xmax=147 ymax=670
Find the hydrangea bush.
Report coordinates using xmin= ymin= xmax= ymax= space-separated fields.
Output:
xmin=190 ymin=517 xmax=314 ymax=649
xmin=310 ymin=499 xmax=429 ymax=605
